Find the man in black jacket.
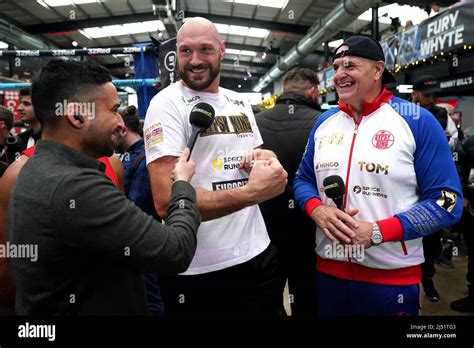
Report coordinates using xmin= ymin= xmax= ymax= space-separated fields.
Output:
xmin=451 ymin=134 xmax=474 ymax=312
xmin=411 ymin=75 xmax=448 ymax=130
xmin=7 ymin=59 xmax=201 ymax=315
xmin=257 ymin=67 xmax=322 ymax=318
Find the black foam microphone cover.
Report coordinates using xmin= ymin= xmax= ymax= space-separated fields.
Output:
xmin=186 ymin=102 xmax=215 ymax=160
xmin=323 ymin=175 xmax=346 ymax=211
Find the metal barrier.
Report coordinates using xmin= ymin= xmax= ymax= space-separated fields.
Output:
xmin=0 ymin=78 xmax=160 ymax=91
xmin=0 ymin=46 xmax=154 ymax=58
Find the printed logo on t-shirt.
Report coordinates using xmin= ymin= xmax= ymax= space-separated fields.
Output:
xmin=212 ymin=178 xmax=248 ymax=191
xmin=201 ymin=113 xmax=253 ymax=137
xmin=372 ymin=130 xmax=395 ymax=149
xmin=211 ymin=155 xmax=245 ymax=171
xmin=144 ymin=122 xmax=164 ymax=149
xmin=224 ymin=95 xmax=245 ymax=107
xmin=212 ymin=157 xmax=224 ymax=171
xmin=181 ymin=95 xmax=200 ymax=105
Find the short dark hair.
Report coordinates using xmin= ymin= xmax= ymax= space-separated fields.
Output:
xmin=283 ymin=68 xmax=319 ymax=95
xmin=31 ymin=59 xmax=112 ymax=127
xmin=0 ymin=105 xmax=14 ymax=130
xmin=119 ymin=105 xmax=142 ymax=136
xmin=20 ymin=88 xmax=31 ymax=97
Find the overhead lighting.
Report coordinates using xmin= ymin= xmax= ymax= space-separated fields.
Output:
xmin=214 ymin=23 xmax=229 ymax=35
xmin=226 ymin=48 xmax=257 ymax=56
xmin=37 ymin=0 xmax=98 ymax=7
xmin=225 ymin=48 xmax=240 ymax=55
xmin=229 ymin=25 xmax=248 ymax=36
xmin=72 ymin=40 xmax=78 ymax=47
xmin=241 ymin=50 xmax=257 ymax=56
xmin=328 ymin=39 xmax=343 ymax=48
xmin=358 ymin=4 xmax=429 ymax=26
xmin=231 ymin=0 xmax=288 ymax=8
xmin=248 ymin=28 xmax=270 ymax=38
xmin=80 ymin=20 xmax=165 ymax=39
xmin=0 ymin=41 xmax=8 ymax=49
xmin=216 ymin=24 xmax=269 ymax=38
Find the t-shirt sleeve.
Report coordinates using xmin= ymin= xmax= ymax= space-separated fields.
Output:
xmin=144 ymin=92 xmax=187 ymax=165
xmin=245 ymin=100 xmax=263 ymax=148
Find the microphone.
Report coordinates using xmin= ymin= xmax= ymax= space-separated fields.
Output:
xmin=187 ymin=102 xmax=215 ymax=160
xmin=323 ymin=175 xmax=345 ymax=211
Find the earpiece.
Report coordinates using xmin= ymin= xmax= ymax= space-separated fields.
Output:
xmin=74 ymin=113 xmax=84 ymax=123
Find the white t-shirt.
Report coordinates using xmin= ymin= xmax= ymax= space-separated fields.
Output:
xmin=144 ymin=81 xmax=270 ymax=275
xmin=446 ymin=115 xmax=459 ymax=150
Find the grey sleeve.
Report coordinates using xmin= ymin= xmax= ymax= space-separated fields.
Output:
xmin=53 ymin=171 xmax=201 ymax=273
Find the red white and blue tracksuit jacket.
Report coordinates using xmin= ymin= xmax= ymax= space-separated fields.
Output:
xmin=294 ymin=88 xmax=463 ymax=286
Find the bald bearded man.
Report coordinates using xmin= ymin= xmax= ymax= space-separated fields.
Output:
xmin=144 ymin=17 xmax=288 ymax=319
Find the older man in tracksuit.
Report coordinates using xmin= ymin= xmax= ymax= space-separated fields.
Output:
xmin=294 ymin=35 xmax=463 ymax=316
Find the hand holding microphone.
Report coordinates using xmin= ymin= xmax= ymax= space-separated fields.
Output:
xmin=186 ymin=102 xmax=215 ymax=161
xmin=172 ymin=148 xmax=196 ymax=182
xmin=310 ymin=175 xmax=359 ymax=244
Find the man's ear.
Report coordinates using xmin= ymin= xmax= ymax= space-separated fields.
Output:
xmin=65 ymin=102 xmax=86 ymax=129
xmin=119 ymin=125 xmax=128 ymax=138
xmin=374 ymin=61 xmax=385 ymax=81
xmin=220 ymin=41 xmax=225 ymax=61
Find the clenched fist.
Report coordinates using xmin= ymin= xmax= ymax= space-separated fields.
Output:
xmin=244 ymin=157 xmax=288 ymax=204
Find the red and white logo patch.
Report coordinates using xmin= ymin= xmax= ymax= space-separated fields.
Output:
xmin=372 ymin=130 xmax=394 ymax=149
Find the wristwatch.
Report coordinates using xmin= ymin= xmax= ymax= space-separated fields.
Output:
xmin=370 ymin=222 xmax=383 ymax=246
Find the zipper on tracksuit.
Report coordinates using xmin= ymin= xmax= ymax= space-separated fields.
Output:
xmin=344 ymin=121 xmax=359 ymax=280
xmin=343 ymin=119 xmax=409 ymax=263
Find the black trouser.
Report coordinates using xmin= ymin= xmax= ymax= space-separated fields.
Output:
xmin=159 ymin=244 xmax=285 ymax=319
xmin=270 ymin=227 xmax=317 ymax=318
xmin=421 ymin=230 xmax=443 ymax=279
xmin=463 ymin=188 xmax=474 ymax=285
xmin=463 ymin=213 xmax=474 ymax=285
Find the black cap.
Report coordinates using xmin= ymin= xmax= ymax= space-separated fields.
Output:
xmin=412 ymin=75 xmax=440 ymax=95
xmin=333 ymin=35 xmax=396 ymax=85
